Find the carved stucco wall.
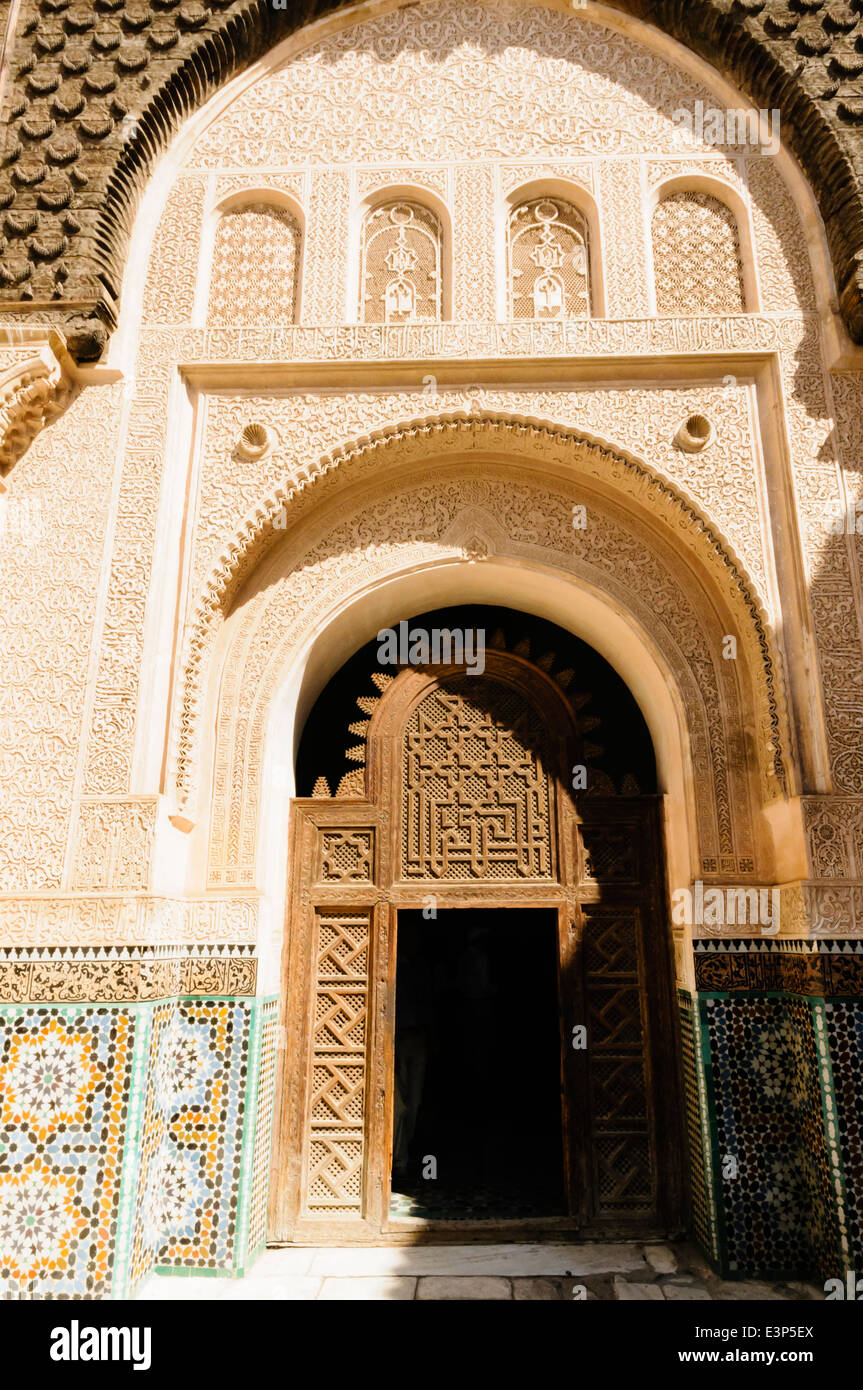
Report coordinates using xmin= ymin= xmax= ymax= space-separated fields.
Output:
xmin=0 ymin=379 xmax=122 ymax=893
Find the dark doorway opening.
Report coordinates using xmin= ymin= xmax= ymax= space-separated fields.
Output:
xmin=390 ymin=908 xmax=567 ymax=1222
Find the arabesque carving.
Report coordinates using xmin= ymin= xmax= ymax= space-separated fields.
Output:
xmin=172 ymin=416 xmax=787 ymax=854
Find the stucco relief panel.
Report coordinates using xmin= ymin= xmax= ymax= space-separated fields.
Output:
xmin=188 ymin=1 xmax=743 ymax=169
xmin=82 ymin=375 xmax=172 ymax=798
xmin=0 ymin=896 xmax=259 ymax=948
xmin=194 ymin=384 xmax=770 ymax=604
xmin=0 ymin=384 xmax=122 ymax=892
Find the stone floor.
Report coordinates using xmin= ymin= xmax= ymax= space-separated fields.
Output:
xmin=136 ymin=1242 xmax=825 ymax=1300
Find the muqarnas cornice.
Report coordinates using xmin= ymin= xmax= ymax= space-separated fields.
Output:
xmin=1 ymin=0 xmax=863 ymax=358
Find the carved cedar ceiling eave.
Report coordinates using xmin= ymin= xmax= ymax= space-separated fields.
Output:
xmin=1 ymin=0 xmax=863 ymax=359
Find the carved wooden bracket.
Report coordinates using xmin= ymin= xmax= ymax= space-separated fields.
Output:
xmin=0 ymin=332 xmax=76 ymax=483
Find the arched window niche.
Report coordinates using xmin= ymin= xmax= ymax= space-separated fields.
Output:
xmin=650 ymin=177 xmax=758 ymax=316
xmin=358 ymin=196 xmax=446 ymax=325
xmin=506 ymin=193 xmax=593 ymax=321
xmin=206 ymin=193 xmax=304 ymax=326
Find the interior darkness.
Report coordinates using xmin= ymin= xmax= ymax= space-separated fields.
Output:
xmin=295 ymin=604 xmax=657 ymax=796
xmin=390 ymin=909 xmax=567 ymax=1222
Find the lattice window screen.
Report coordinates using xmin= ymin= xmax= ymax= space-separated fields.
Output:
xmin=651 ymin=191 xmax=746 ymax=315
xmin=360 ymin=200 xmax=442 ymax=324
xmin=508 ymin=198 xmax=590 ymax=320
xmin=207 ymin=203 xmax=301 ymax=325
xmin=401 ymin=678 xmax=553 ymax=880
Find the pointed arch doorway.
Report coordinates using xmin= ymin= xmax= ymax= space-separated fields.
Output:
xmin=269 ymin=608 xmax=684 ymax=1243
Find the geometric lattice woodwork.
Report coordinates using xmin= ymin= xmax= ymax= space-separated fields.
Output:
xmin=320 ymin=830 xmax=374 ymax=883
xmin=303 ymin=911 xmax=370 ymax=1213
xmin=581 ymin=825 xmax=639 ymax=884
xmin=651 ymin=191 xmax=746 ymax=316
xmin=508 ymin=197 xmax=590 ymax=320
xmin=401 ymin=677 xmax=553 ymax=880
xmin=583 ymin=906 xmax=654 ymax=1213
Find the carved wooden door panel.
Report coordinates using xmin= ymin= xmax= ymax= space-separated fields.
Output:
xmin=270 ymin=803 xmax=385 ymax=1242
xmin=571 ymin=799 xmax=682 ymax=1231
xmin=398 ymin=676 xmax=558 ymax=882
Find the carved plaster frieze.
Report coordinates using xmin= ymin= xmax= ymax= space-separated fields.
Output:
xmin=140 ymin=314 xmax=817 ymax=370
xmin=70 ymin=799 xmax=158 ymax=893
xmin=693 ymin=934 xmax=863 ymax=991
xmin=803 ymin=797 xmax=863 ymax=880
xmin=0 ymin=895 xmax=259 ymax=947
xmin=194 ymin=384 xmax=768 ymax=603
xmin=0 ymin=944 xmax=257 ymax=1004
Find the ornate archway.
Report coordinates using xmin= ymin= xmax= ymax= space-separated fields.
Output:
xmin=270 ymin=642 xmax=683 ymax=1242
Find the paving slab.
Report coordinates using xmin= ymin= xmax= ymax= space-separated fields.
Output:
xmin=136 ymin=1276 xmax=232 ymax=1300
xmin=238 ymin=1248 xmax=317 ymax=1277
xmin=318 ymin=1277 xmax=416 ymax=1300
xmin=644 ymin=1244 xmax=677 ymax=1275
xmin=513 ymin=1277 xmax=562 ymax=1300
xmin=417 ymin=1276 xmax=512 ymax=1300
xmin=305 ymin=1242 xmax=646 ymax=1278
xmin=614 ymin=1278 xmax=665 ymax=1301
xmin=718 ymin=1281 xmax=789 ymax=1301
xmin=662 ymin=1284 xmax=712 ymax=1301
xmin=219 ymin=1277 xmax=323 ymax=1300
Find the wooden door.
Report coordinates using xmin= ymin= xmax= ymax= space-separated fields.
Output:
xmin=569 ymin=798 xmax=683 ymax=1231
xmin=269 ymin=658 xmax=683 ymax=1242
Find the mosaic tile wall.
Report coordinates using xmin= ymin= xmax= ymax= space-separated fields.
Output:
xmin=142 ymin=1001 xmax=251 ymax=1280
xmin=677 ymin=990 xmax=720 ymax=1264
xmin=685 ymin=940 xmax=863 ymax=1282
xmin=0 ymin=995 xmax=279 ymax=1299
xmin=824 ymin=1000 xmax=863 ymax=1274
xmin=701 ymin=994 xmax=843 ymax=1280
xmin=0 ymin=1006 xmax=138 ymax=1299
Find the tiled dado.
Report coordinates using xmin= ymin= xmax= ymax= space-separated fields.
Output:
xmin=687 ymin=938 xmax=862 ymax=1283
xmin=0 ymin=946 xmax=257 ymax=1003
xmin=0 ymin=997 xmax=278 ymax=1299
xmin=678 ymin=990 xmax=720 ymax=1267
